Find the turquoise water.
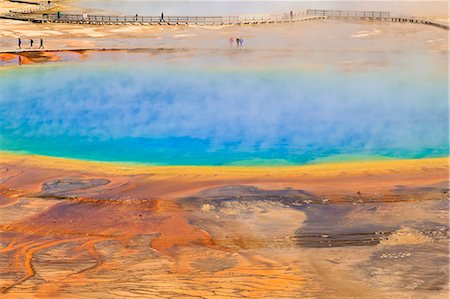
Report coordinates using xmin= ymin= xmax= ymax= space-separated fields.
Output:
xmin=0 ymin=61 xmax=448 ymax=165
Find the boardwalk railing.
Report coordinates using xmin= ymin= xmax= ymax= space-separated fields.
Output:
xmin=307 ymin=9 xmax=390 ymax=19
xmin=25 ymin=13 xmax=322 ymax=25
xmin=306 ymin=9 xmax=448 ymax=30
xmin=390 ymin=16 xmax=449 ymax=30
xmin=4 ymin=8 xmax=447 ymax=30
xmin=44 ymin=14 xmax=238 ymax=24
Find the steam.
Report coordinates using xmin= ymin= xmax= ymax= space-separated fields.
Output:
xmin=0 ymin=61 xmax=448 ymax=165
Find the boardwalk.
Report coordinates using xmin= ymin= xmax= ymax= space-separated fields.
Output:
xmin=306 ymin=9 xmax=449 ymax=30
xmin=1 ymin=5 xmax=448 ymax=30
xmin=2 ymin=12 xmax=326 ymax=25
xmin=307 ymin=9 xmax=391 ymax=19
xmin=389 ymin=16 xmax=449 ymax=30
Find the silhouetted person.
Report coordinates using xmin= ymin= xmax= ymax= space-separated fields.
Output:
xmin=135 ymin=13 xmax=138 ymax=21
xmin=236 ymin=37 xmax=240 ymax=47
xmin=18 ymin=37 xmax=21 ymax=49
xmin=29 ymin=39 xmax=33 ymax=49
xmin=39 ymin=38 xmax=44 ymax=49
xmin=290 ymin=10 xmax=293 ymax=19
xmin=160 ymin=12 xmax=164 ymax=22
xmin=48 ymin=0 xmax=51 ymax=5
xmin=239 ymin=38 xmax=244 ymax=47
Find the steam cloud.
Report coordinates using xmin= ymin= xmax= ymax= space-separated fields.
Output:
xmin=0 ymin=62 xmax=448 ymax=165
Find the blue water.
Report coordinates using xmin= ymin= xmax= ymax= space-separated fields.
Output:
xmin=0 ymin=62 xmax=448 ymax=165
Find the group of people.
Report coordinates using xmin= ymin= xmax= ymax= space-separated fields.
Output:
xmin=17 ymin=37 xmax=44 ymax=49
xmin=229 ymin=36 xmax=244 ymax=47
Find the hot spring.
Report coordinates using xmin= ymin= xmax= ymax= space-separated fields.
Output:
xmin=0 ymin=51 xmax=448 ymax=165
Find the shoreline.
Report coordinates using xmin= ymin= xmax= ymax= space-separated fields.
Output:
xmin=1 ymin=154 xmax=448 ymax=298
xmin=1 ymin=150 xmax=448 ymax=175
xmin=1 ymin=46 xmax=190 ymax=53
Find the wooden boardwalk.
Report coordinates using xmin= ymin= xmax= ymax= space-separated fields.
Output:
xmin=307 ymin=9 xmax=391 ymax=19
xmin=306 ymin=9 xmax=449 ymax=30
xmin=1 ymin=12 xmax=326 ymax=25
xmin=389 ymin=17 xmax=449 ymax=30
xmin=1 ymin=6 xmax=448 ymax=30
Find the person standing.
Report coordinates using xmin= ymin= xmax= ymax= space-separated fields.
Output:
xmin=229 ymin=36 xmax=234 ymax=47
xmin=135 ymin=13 xmax=138 ymax=21
xmin=236 ymin=37 xmax=240 ymax=47
xmin=160 ymin=12 xmax=164 ymax=22
xmin=239 ymin=38 xmax=244 ymax=47
xmin=29 ymin=39 xmax=34 ymax=49
xmin=39 ymin=38 xmax=44 ymax=49
xmin=290 ymin=10 xmax=293 ymax=19
xmin=18 ymin=37 xmax=21 ymax=49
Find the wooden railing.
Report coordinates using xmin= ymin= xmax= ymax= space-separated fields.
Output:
xmin=306 ymin=9 xmax=448 ymax=30
xmin=37 ymin=13 xmax=308 ymax=24
xmin=307 ymin=9 xmax=390 ymax=19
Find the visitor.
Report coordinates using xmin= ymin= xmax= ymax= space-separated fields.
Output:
xmin=135 ymin=13 xmax=138 ymax=21
xmin=57 ymin=11 xmax=61 ymax=19
xmin=236 ymin=37 xmax=240 ymax=47
xmin=39 ymin=38 xmax=44 ymax=49
xmin=160 ymin=12 xmax=164 ymax=22
xmin=239 ymin=38 xmax=244 ymax=47
xmin=290 ymin=10 xmax=293 ymax=19
xmin=229 ymin=36 xmax=234 ymax=47
xmin=18 ymin=37 xmax=21 ymax=49
xmin=29 ymin=39 xmax=34 ymax=49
